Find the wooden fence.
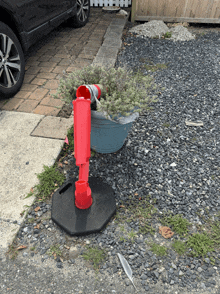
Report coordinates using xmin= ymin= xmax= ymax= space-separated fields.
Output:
xmin=90 ymin=0 xmax=131 ymax=7
xmin=131 ymin=0 xmax=220 ymax=23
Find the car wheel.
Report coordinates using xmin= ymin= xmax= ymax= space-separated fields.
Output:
xmin=0 ymin=21 xmax=25 ymax=99
xmin=72 ymin=0 xmax=90 ymax=28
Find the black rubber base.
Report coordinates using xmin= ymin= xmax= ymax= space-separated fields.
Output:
xmin=51 ymin=177 xmax=116 ymax=236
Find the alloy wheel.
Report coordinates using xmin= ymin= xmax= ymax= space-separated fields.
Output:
xmin=76 ymin=0 xmax=89 ymax=22
xmin=0 ymin=33 xmax=21 ymax=89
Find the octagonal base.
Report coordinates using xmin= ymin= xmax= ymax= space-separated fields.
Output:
xmin=51 ymin=177 xmax=116 ymax=236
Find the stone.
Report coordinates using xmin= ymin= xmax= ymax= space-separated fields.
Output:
xmin=69 ymin=246 xmax=79 ymax=259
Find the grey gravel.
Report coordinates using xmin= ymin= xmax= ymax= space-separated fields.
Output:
xmin=2 ymin=23 xmax=220 ymax=294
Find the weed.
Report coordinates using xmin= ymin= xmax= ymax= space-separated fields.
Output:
xmin=119 ymin=236 xmax=126 ymax=242
xmin=47 ymin=244 xmax=62 ymax=257
xmin=30 ymin=246 xmax=36 ymax=251
xmin=209 ymin=220 xmax=220 ymax=246
xmin=172 ymin=240 xmax=187 ymax=255
xmin=7 ymin=244 xmax=18 ymax=260
xmin=144 ymin=63 xmax=168 ymax=72
xmin=162 ymin=122 xmax=170 ymax=128
xmin=128 ymin=229 xmax=137 ymax=243
xmin=162 ymin=32 xmax=172 ymax=39
xmin=149 ymin=242 xmax=167 ymax=256
xmin=28 ymin=218 xmax=35 ymax=223
xmin=187 ymin=233 xmax=214 ymax=257
xmin=134 ymin=196 xmax=157 ymax=220
xmin=139 ymin=223 xmax=155 ymax=235
xmin=120 ymin=225 xmax=125 ymax=232
xmin=211 ymin=175 xmax=215 ymax=180
xmin=82 ymin=246 xmax=106 ymax=270
xmin=25 ymin=165 xmax=65 ymax=201
xmin=210 ymin=256 xmax=215 ymax=265
xmin=161 ymin=214 xmax=190 ymax=237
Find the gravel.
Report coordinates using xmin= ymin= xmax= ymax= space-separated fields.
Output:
xmin=2 ymin=23 xmax=220 ymax=294
xmin=114 ymin=27 xmax=220 ymax=223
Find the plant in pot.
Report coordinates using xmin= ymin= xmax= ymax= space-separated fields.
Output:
xmin=53 ymin=65 xmax=162 ymax=153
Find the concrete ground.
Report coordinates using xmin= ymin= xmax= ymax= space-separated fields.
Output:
xmin=0 ymin=7 xmax=129 ymax=259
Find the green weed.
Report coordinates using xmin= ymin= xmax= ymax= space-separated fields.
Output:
xmin=7 ymin=244 xmax=18 ymax=260
xmin=149 ymin=242 xmax=167 ymax=256
xmin=25 ymin=165 xmax=65 ymax=201
xmin=119 ymin=236 xmax=126 ymax=242
xmin=28 ymin=218 xmax=35 ymax=223
xmin=82 ymin=246 xmax=106 ymax=271
xmin=162 ymin=122 xmax=170 ymax=128
xmin=120 ymin=225 xmax=125 ymax=232
xmin=47 ymin=244 xmax=62 ymax=257
xmin=144 ymin=63 xmax=168 ymax=72
xmin=162 ymin=214 xmax=190 ymax=237
xmin=139 ymin=223 xmax=155 ymax=235
xmin=172 ymin=240 xmax=187 ymax=255
xmin=187 ymin=233 xmax=214 ymax=258
xmin=162 ymin=32 xmax=172 ymax=39
xmin=128 ymin=229 xmax=137 ymax=243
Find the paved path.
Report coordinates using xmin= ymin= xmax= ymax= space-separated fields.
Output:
xmin=0 ymin=8 xmax=128 ymax=116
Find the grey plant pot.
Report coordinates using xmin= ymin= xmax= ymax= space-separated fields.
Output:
xmin=90 ymin=107 xmax=139 ymax=154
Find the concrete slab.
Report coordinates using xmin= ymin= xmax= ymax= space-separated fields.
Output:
xmin=106 ymin=24 xmax=125 ymax=33
xmin=96 ymin=46 xmax=119 ymax=59
xmin=0 ymin=111 xmax=63 ymax=256
xmin=102 ymin=38 xmax=122 ymax=49
xmin=31 ymin=115 xmax=73 ymax=139
xmin=111 ymin=18 xmax=127 ymax=25
xmin=92 ymin=57 xmax=116 ymax=68
xmin=104 ymin=30 xmax=123 ymax=40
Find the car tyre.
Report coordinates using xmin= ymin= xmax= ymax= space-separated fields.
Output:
xmin=0 ymin=21 xmax=25 ymax=99
xmin=71 ymin=0 xmax=90 ymax=28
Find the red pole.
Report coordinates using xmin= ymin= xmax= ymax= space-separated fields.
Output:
xmin=73 ymin=97 xmax=92 ymax=209
xmin=73 ymin=84 xmax=103 ymax=209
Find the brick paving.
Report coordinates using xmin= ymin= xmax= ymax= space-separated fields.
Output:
xmin=0 ymin=8 xmax=120 ymax=116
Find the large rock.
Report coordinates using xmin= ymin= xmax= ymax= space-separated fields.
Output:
xmin=169 ymin=25 xmax=195 ymax=41
xmin=129 ymin=20 xmax=169 ymax=39
xmin=129 ymin=20 xmax=195 ymax=42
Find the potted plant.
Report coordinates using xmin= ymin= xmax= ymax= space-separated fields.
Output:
xmin=53 ymin=65 xmax=162 ymax=153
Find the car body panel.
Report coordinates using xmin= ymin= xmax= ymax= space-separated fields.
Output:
xmin=0 ymin=0 xmax=77 ymax=51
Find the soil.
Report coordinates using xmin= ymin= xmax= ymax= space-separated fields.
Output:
xmin=57 ymin=103 xmax=73 ymax=118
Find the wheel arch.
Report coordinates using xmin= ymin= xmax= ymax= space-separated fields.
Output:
xmin=0 ymin=7 xmax=26 ymax=51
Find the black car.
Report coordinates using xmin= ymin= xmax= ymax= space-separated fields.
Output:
xmin=0 ymin=0 xmax=90 ymax=98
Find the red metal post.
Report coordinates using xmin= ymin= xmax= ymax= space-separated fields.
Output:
xmin=73 ymin=97 xmax=92 ymax=209
xmin=73 ymin=85 xmax=103 ymax=209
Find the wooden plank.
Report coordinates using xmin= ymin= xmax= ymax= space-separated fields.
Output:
xmin=156 ymin=0 xmax=165 ymax=16
xmin=140 ymin=0 xmax=154 ymax=16
xmin=166 ymin=0 xmax=179 ymax=17
xmin=195 ymin=0 xmax=210 ymax=18
xmin=206 ymin=0 xmax=215 ymax=18
xmin=214 ymin=2 xmax=220 ymax=18
xmin=131 ymin=0 xmax=137 ymax=22
xmin=210 ymin=0 xmax=219 ymax=18
xmin=190 ymin=0 xmax=200 ymax=18
xmin=175 ymin=0 xmax=187 ymax=17
xmin=182 ymin=0 xmax=189 ymax=16
xmin=134 ymin=15 xmax=220 ymax=23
